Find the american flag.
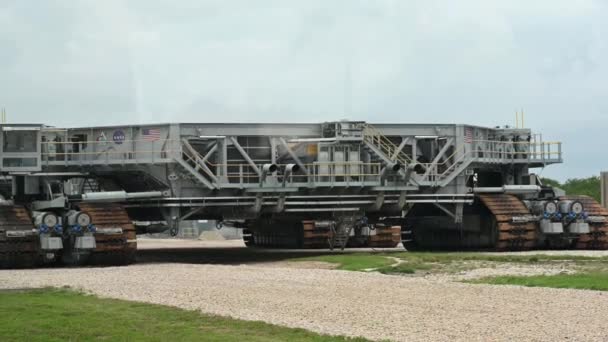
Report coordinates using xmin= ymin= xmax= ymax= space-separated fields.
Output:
xmin=142 ymin=128 xmax=161 ymax=141
xmin=464 ymin=127 xmax=473 ymax=144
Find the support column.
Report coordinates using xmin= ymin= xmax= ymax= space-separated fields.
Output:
xmin=602 ymin=172 xmax=608 ymax=208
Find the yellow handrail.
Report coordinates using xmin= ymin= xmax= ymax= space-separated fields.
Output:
xmin=362 ymin=124 xmax=413 ymax=165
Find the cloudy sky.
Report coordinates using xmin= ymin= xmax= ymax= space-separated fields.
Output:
xmin=0 ymin=0 xmax=606 ymax=180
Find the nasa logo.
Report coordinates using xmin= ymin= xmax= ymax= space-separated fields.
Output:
xmin=113 ymin=130 xmax=125 ymax=145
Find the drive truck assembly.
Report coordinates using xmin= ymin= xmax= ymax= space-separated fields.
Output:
xmin=0 ymin=120 xmax=604 ymax=268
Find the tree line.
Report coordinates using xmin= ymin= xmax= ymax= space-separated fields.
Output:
xmin=541 ymin=176 xmax=601 ymax=202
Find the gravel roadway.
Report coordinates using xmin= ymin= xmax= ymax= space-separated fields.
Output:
xmin=2 ymin=261 xmax=608 ymax=342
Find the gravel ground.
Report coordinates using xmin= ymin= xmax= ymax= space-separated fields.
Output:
xmin=2 ymin=263 xmax=608 ymax=342
xmin=136 ymin=238 xmax=245 ymax=249
xmin=137 ymin=238 xmax=405 ymax=252
xmin=424 ymin=262 xmax=575 ymax=282
xmin=483 ymin=250 xmax=608 ymax=257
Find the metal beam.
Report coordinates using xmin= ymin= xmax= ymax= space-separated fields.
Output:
xmin=270 ymin=137 xmax=277 ymax=164
xmin=365 ymin=140 xmax=418 ymax=185
xmin=274 ymin=193 xmax=286 ymax=212
xmin=368 ymin=192 xmax=385 ymax=211
xmin=202 ymin=144 xmax=217 ymax=163
xmin=433 ymin=203 xmax=456 ymax=220
xmin=391 ymin=137 xmax=411 ymax=160
xmin=422 ymin=137 xmax=454 ymax=179
xmin=179 ymin=206 xmax=205 ymax=221
xmin=229 ymin=136 xmax=261 ymax=176
xmin=251 ymin=194 xmax=263 ymax=214
xmin=278 ymin=137 xmax=309 ymax=175
xmin=175 ymin=158 xmax=216 ymax=189
xmin=181 ymin=139 xmax=219 ymax=184
xmin=363 ymin=140 xmax=394 ymax=165
xmin=397 ymin=191 xmax=407 ymax=209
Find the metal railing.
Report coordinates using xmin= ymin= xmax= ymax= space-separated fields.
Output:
xmin=361 ymin=123 xmax=561 ymax=186
xmin=362 ymin=124 xmax=413 ymax=166
xmin=416 ymin=139 xmax=562 ymax=185
xmin=40 ymin=138 xmax=176 ymax=165
xmin=37 ymin=133 xmax=562 ymax=189
xmin=180 ymin=140 xmax=385 ymax=186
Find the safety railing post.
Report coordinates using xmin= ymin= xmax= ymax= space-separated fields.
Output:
xmin=239 ymin=164 xmax=243 ymax=187
xmin=541 ymin=142 xmax=545 ymax=164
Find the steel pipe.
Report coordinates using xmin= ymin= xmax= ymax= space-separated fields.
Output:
xmin=473 ymin=185 xmax=541 ymax=194
xmin=78 ymin=191 xmax=163 ymax=202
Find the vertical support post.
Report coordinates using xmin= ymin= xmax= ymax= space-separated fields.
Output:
xmin=131 ymin=126 xmax=136 ymax=161
xmin=602 ymin=172 xmax=608 ymax=209
xmin=168 ymin=124 xmax=182 ymax=161
xmin=239 ymin=164 xmax=243 ymax=188
xmin=270 ymin=137 xmax=277 ymax=164
xmin=411 ymin=138 xmax=417 ymax=164
xmin=455 ymin=203 xmax=463 ymax=224
xmin=270 ymin=137 xmax=278 ymax=181
xmin=216 ymin=137 xmax=228 ymax=183
xmin=540 ymin=142 xmax=545 ymax=164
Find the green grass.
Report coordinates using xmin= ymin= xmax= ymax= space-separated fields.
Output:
xmin=377 ymin=262 xmax=430 ymax=275
xmin=290 ymin=253 xmax=395 ymax=271
xmin=0 ymin=288 xmax=368 ymax=342
xmin=470 ymin=273 xmax=608 ymax=291
xmin=392 ymin=252 xmax=608 ymax=264
xmin=290 ymin=251 xmax=608 ymax=274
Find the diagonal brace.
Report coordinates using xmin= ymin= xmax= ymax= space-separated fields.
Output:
xmin=229 ymin=136 xmax=261 ymax=176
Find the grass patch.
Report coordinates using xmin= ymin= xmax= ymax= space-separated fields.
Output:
xmin=290 ymin=251 xmax=608 ymax=275
xmin=378 ymin=264 xmax=416 ymax=274
xmin=377 ymin=260 xmax=434 ymax=275
xmin=0 ymin=288 xmax=368 ymax=342
xmin=469 ymin=272 xmax=608 ymax=291
xmin=393 ymin=252 xmax=608 ymax=264
xmin=289 ymin=253 xmax=394 ymax=271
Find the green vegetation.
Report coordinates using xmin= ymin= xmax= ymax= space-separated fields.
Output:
xmin=0 ymin=288 xmax=368 ymax=342
xmin=292 ymin=252 xmax=608 ymax=291
xmin=542 ymin=176 xmax=600 ymax=202
xmin=292 ymin=253 xmax=394 ymax=271
xmin=291 ymin=252 xmax=608 ymax=274
xmin=377 ymin=261 xmax=432 ymax=275
xmin=391 ymin=252 xmax=608 ymax=264
xmin=470 ymin=273 xmax=608 ymax=291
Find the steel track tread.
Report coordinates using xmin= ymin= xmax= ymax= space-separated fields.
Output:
xmin=0 ymin=205 xmax=38 ymax=268
xmin=478 ymin=194 xmax=537 ymax=251
xmin=77 ymin=203 xmax=136 ymax=265
xmin=301 ymin=220 xmax=331 ymax=248
xmin=560 ymin=195 xmax=608 ymax=250
xmin=368 ymin=226 xmax=401 ymax=248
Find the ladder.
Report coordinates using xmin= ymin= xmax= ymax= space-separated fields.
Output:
xmin=329 ymin=220 xmax=354 ymax=250
xmin=363 ymin=123 xmax=475 ymax=186
xmin=362 ymin=124 xmax=413 ymax=167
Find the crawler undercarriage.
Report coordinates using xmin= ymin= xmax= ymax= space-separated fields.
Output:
xmin=403 ymin=193 xmax=607 ymax=251
xmin=0 ymin=200 xmax=135 ymax=268
xmin=0 ymin=120 xmax=602 ymax=268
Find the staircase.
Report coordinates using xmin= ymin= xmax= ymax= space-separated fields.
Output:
xmin=82 ymin=178 xmax=100 ymax=193
xmin=329 ymin=219 xmax=354 ymax=250
xmin=362 ymin=123 xmax=475 ymax=187
xmin=362 ymin=124 xmax=413 ymax=167
xmin=178 ymin=139 xmax=219 ymax=189
xmin=434 ymin=152 xmax=474 ymax=187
